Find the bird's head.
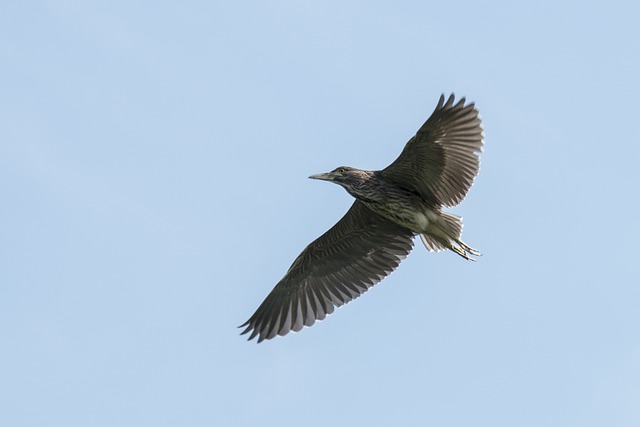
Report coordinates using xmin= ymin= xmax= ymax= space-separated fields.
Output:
xmin=309 ymin=166 xmax=373 ymax=194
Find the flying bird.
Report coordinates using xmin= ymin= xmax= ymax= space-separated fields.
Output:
xmin=240 ymin=94 xmax=483 ymax=342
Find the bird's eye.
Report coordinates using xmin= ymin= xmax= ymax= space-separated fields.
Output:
xmin=338 ymin=168 xmax=345 ymax=173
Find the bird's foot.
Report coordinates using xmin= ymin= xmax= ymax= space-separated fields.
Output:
xmin=451 ymin=240 xmax=481 ymax=261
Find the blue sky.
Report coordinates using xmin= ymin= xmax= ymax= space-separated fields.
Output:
xmin=2 ymin=1 xmax=639 ymax=426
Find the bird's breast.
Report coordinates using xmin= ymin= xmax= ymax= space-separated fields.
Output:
xmin=361 ymin=198 xmax=437 ymax=233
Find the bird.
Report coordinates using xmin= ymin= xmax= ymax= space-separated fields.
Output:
xmin=240 ymin=94 xmax=483 ymax=342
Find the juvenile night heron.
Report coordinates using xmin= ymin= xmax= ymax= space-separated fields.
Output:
xmin=241 ymin=94 xmax=483 ymax=342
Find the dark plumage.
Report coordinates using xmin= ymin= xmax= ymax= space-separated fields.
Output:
xmin=240 ymin=94 xmax=484 ymax=342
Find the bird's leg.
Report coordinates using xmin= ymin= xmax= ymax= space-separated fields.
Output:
xmin=456 ymin=239 xmax=481 ymax=257
xmin=450 ymin=239 xmax=481 ymax=261
xmin=450 ymin=245 xmax=475 ymax=261
xmin=426 ymin=214 xmax=481 ymax=261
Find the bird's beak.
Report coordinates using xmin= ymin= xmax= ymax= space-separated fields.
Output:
xmin=308 ymin=172 xmax=334 ymax=181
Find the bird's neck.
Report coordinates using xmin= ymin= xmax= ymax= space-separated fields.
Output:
xmin=345 ymin=170 xmax=386 ymax=204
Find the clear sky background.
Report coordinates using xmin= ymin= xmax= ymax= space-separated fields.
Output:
xmin=2 ymin=1 xmax=639 ymax=426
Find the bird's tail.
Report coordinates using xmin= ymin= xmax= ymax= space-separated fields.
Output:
xmin=419 ymin=212 xmax=481 ymax=261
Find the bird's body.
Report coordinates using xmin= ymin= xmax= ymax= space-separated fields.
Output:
xmin=241 ymin=94 xmax=484 ymax=342
xmin=329 ymin=169 xmax=448 ymax=244
xmin=329 ymin=169 xmax=425 ymax=226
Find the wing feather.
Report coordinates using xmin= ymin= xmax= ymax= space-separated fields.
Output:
xmin=381 ymin=94 xmax=484 ymax=207
xmin=240 ymin=201 xmax=415 ymax=342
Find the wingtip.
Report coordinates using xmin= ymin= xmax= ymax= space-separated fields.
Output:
xmin=440 ymin=93 xmax=478 ymax=111
xmin=238 ymin=321 xmax=261 ymax=342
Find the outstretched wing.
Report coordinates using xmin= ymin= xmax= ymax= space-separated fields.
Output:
xmin=240 ymin=201 xmax=415 ymax=342
xmin=382 ymin=94 xmax=484 ymax=207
